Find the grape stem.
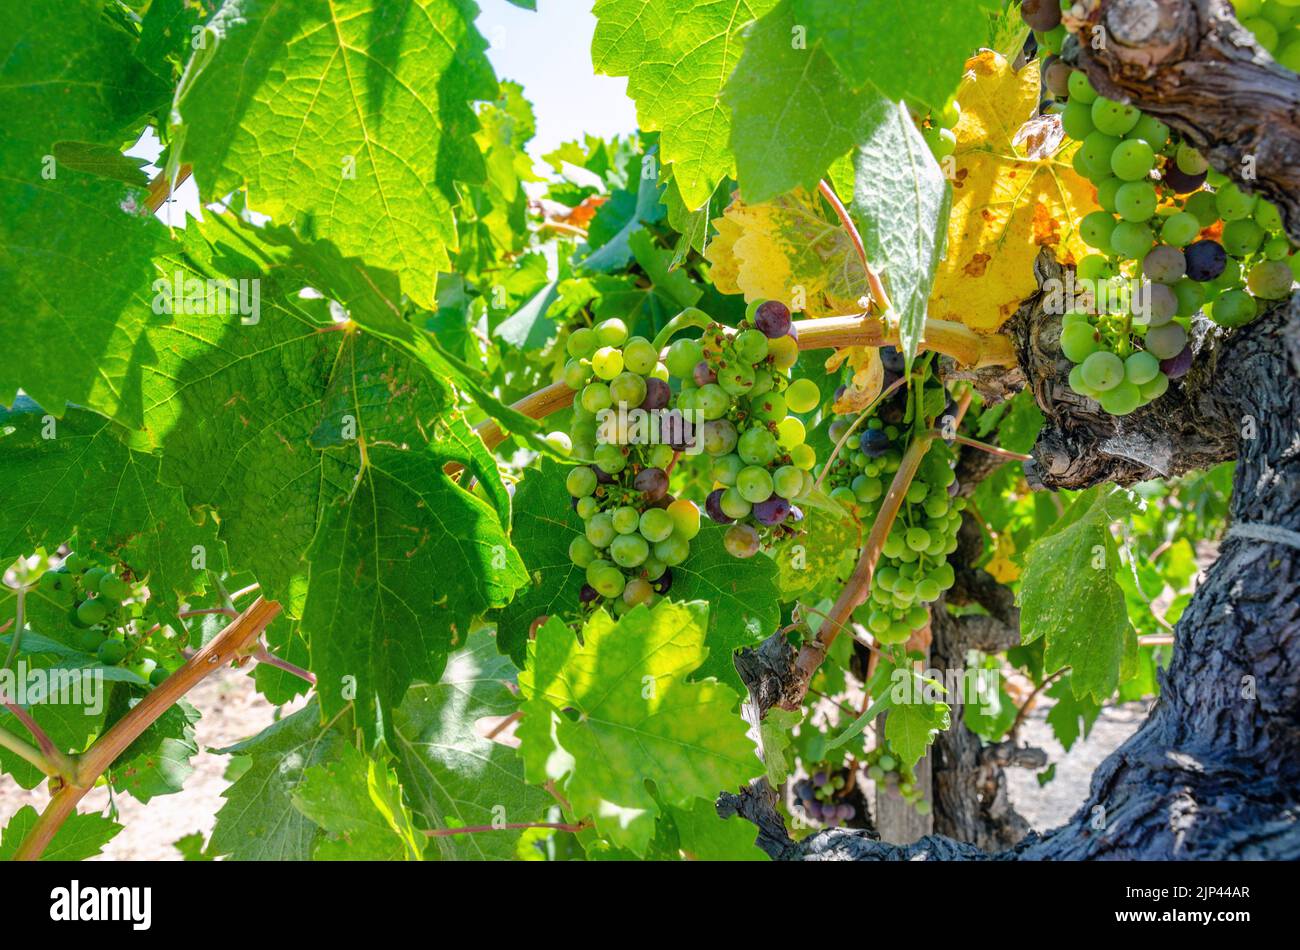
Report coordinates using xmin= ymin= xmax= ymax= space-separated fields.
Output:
xmin=924 ymin=431 xmax=1033 ymax=462
xmin=2 ymin=587 xmax=25 ymax=674
xmin=818 ymin=180 xmax=893 ymax=315
xmin=650 ymin=307 xmax=713 ymax=353
xmin=253 ymin=643 xmax=316 ymax=685
xmin=11 ymin=597 xmax=283 ymax=860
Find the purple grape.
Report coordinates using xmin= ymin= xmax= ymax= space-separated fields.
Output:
xmin=1162 ymin=162 xmax=1207 ymax=194
xmin=1185 ymin=240 xmax=1226 ymax=281
xmin=662 ymin=410 xmax=696 ymax=451
xmin=652 ymin=568 xmax=673 ymax=595
xmin=641 ymin=376 xmax=670 ymax=411
xmin=879 ymin=345 xmax=905 ymax=375
xmin=796 ymin=781 xmax=816 ymax=802
xmin=753 ymin=495 xmax=791 ymax=526
xmin=634 ymin=466 xmax=668 ymax=501
xmin=754 ymin=300 xmax=792 ymax=338
xmin=705 ymin=488 xmax=733 ymax=524
xmin=651 ymin=494 xmax=674 ymax=510
xmin=579 ymin=584 xmax=600 ymax=604
xmin=1160 ymin=345 xmax=1194 ymax=379
xmin=593 ymin=464 xmax=615 ymax=485
xmin=692 ymin=361 xmax=717 ymax=386
xmin=812 ymin=771 xmax=828 ymax=786
xmin=1020 ymin=0 xmax=1061 ymax=32
xmin=838 ymin=804 xmax=855 ymax=820
xmin=859 ymin=428 xmax=891 ymax=457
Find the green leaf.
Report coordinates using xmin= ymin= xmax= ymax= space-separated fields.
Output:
xmin=849 ymin=99 xmax=952 ymax=369
xmin=884 ymin=693 xmax=950 ymax=770
xmin=724 ymin=0 xmax=888 ymax=203
xmin=518 ymin=601 xmax=761 ymax=855
xmin=791 ymin=0 xmax=1000 ymax=110
xmin=580 ymin=149 xmax=666 ymax=272
xmin=392 ymin=629 xmax=551 ymax=859
xmin=591 ymin=0 xmax=777 ymax=210
xmin=664 ymin=797 xmax=767 ymax=860
xmin=0 ymin=806 xmax=121 ymax=861
xmin=107 ymin=698 xmax=201 ymax=804
xmin=1044 ymin=675 xmax=1102 ymax=752
xmin=209 ymin=700 xmax=344 ymax=860
xmin=291 ymin=743 xmax=424 ymax=860
xmin=174 ymin=0 xmax=497 ymax=309
xmin=49 ymin=142 xmax=150 ymax=187
xmin=757 ymin=707 xmax=801 ymax=786
xmin=1018 ymin=486 xmax=1138 ymax=702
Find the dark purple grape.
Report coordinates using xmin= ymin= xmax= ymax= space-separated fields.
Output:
xmin=1162 ymin=162 xmax=1207 ymax=194
xmin=705 ymin=488 xmax=733 ymax=524
xmin=812 ymin=771 xmax=828 ymax=786
xmin=651 ymin=494 xmax=674 ymax=510
xmin=692 ymin=361 xmax=717 ymax=386
xmin=593 ymin=464 xmax=615 ymax=485
xmin=754 ymin=300 xmax=792 ymax=338
xmin=652 ymin=568 xmax=673 ymax=595
xmin=796 ymin=781 xmax=816 ymax=802
xmin=634 ymin=466 xmax=668 ymax=501
xmin=879 ymin=345 xmax=905 ymax=375
xmin=1020 ymin=0 xmax=1061 ymax=32
xmin=1160 ymin=345 xmax=1194 ymax=379
xmin=1185 ymin=240 xmax=1227 ymax=281
xmin=579 ymin=584 xmax=600 ymax=604
xmin=859 ymin=428 xmax=891 ymax=457
xmin=753 ymin=495 xmax=791 ymax=526
xmin=640 ymin=376 xmax=670 ymax=411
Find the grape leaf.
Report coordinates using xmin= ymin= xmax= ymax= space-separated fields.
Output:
xmin=579 ymin=149 xmax=666 ymax=273
xmin=791 ymin=0 xmax=1002 ymax=110
xmin=591 ymin=0 xmax=777 ymax=210
xmin=774 ymin=507 xmax=858 ymax=599
xmin=106 ymin=698 xmax=201 ymax=804
xmin=209 ymin=701 xmax=344 ymax=860
xmin=724 ymin=0 xmax=887 ymax=203
xmin=928 ymin=51 xmax=1094 ymax=332
xmin=0 ymin=806 xmax=121 ymax=861
xmin=849 ymin=99 xmax=952 ymax=369
xmin=0 ymin=399 xmax=220 ymax=618
xmin=884 ymin=691 xmax=951 ymax=770
xmin=174 ymin=0 xmax=497 ymax=309
xmin=1018 ymin=486 xmax=1138 ymax=702
xmin=664 ymin=797 xmax=767 ymax=860
xmin=518 ymin=601 xmax=761 ymax=855
xmin=391 ymin=629 xmax=551 ymax=860
xmin=291 ymin=743 xmax=424 ymax=860
xmin=1044 ymin=675 xmax=1103 ymax=752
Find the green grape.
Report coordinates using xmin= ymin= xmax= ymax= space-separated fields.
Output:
xmin=1175 ymin=143 xmax=1209 ymax=175
xmin=734 ymin=328 xmax=769 ymax=363
xmin=1091 ymin=97 xmax=1140 ymax=136
xmin=1247 ymin=260 xmax=1295 ymax=300
xmin=785 ymin=378 xmax=820 ymax=413
xmin=702 ymin=418 xmax=739 ymax=456
xmin=595 ymin=318 xmax=629 ymax=347
xmin=916 ymin=578 xmax=941 ymax=603
xmin=1130 ymin=113 xmax=1169 ymax=148
xmin=569 ymin=535 xmax=598 ymax=568
xmin=1254 ymin=199 xmax=1284 ymax=233
xmin=830 ymin=485 xmax=858 ymax=510
xmin=1215 ymin=182 xmax=1257 ymax=221
xmin=612 ymin=506 xmax=641 ymax=534
xmin=790 ymin=443 xmax=817 ymax=470
xmin=77 ymin=598 xmax=109 ymax=626
xmin=654 ymin=533 xmax=691 ymax=565
xmin=1079 ymin=132 xmax=1120 ymax=179
xmin=1110 ymin=138 xmax=1155 ymax=181
xmin=1112 ymin=221 xmax=1155 ymax=259
xmin=1172 ymin=278 xmax=1207 ymax=316
xmin=717 ymin=361 xmax=756 ymax=397
xmin=591 ymin=347 xmax=623 ymax=381
xmin=581 ymin=382 xmax=611 ymax=414
xmin=776 ymin=416 xmax=806 ymax=449
xmin=738 ymin=427 xmax=779 ymax=466
xmin=695 ymin=383 xmax=730 ymax=420
xmin=1039 ymin=24 xmax=1066 ymax=55
xmin=1243 ymin=17 xmax=1279 ymax=50
xmin=1060 ymin=321 xmax=1100 ymax=362
xmin=1067 ymin=69 xmax=1098 ymax=103
xmin=1061 ymin=99 xmax=1096 ymax=139
xmin=737 ymin=465 xmax=775 ymax=503
xmin=647 ymin=443 xmax=675 ymax=469
xmin=622 ymin=337 xmax=658 ymax=375
xmin=1140 ymin=372 xmax=1170 ymax=401
xmin=905 ymin=526 xmax=931 ymax=552
xmin=586 ymin=512 xmax=616 ymax=548
xmin=719 ymin=487 xmax=753 ymax=520
xmin=1124 ymin=350 xmax=1160 ymax=385
xmin=774 ymin=465 xmax=805 ymax=499
xmin=853 ymin=474 xmax=883 ymax=503
xmin=1222 ymin=219 xmax=1265 ymax=257
xmin=750 ymin=368 xmax=775 ymax=398
xmin=1208 ymin=289 xmax=1259 ymax=327
xmin=1264 ymin=235 xmax=1292 ymax=260
xmin=1184 ymin=190 xmax=1219 ymax=227
xmin=590 ymin=563 xmax=626 ymax=599
xmin=905 ymin=481 xmax=928 ymax=505
xmin=768 ymin=334 xmax=799 ymax=370
xmin=567 ymin=327 xmax=598 ymax=359
xmin=1099 ymin=380 xmax=1142 ymax=415
xmin=1096 ymin=176 xmax=1124 ymax=213
xmin=1081 ymin=350 xmax=1125 ymax=391
xmin=1077 ymin=254 xmax=1109 ymax=282
xmin=667 ymin=498 xmax=701 ymax=539
xmin=1144 ymin=322 xmax=1188 ymax=359
xmin=665 ymin=338 xmax=704 ymax=378
xmin=563 ymin=359 xmax=590 ymax=390
xmin=1115 ymin=181 xmax=1157 ymax=221
xmin=576 ymin=497 xmax=600 ymax=520
xmin=712 ymin=453 xmax=743 ymax=485
xmin=594 ymin=443 xmax=626 ymax=474
xmin=1160 ymin=211 xmax=1202 ymax=247
xmin=750 ymin=390 xmax=787 ymax=423
xmin=610 ymin=533 xmax=650 ymax=568
xmin=609 ymin=371 xmax=646 ymax=407
xmin=96 ymin=639 xmax=127 ymax=666
xmin=1081 ymin=211 xmax=1117 ymax=250
xmin=567 ymin=466 xmax=597 ymax=498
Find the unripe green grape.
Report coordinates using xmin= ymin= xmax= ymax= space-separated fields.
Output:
xmin=1099 ymin=380 xmax=1142 ymax=415
xmin=1222 ymin=218 xmax=1265 ymax=257
xmin=1060 ymin=321 xmax=1100 ymax=362
xmin=666 ymin=338 xmax=704 ymax=378
xmin=1078 ymin=132 xmax=1120 ymax=179
xmin=1247 ymin=260 xmax=1295 ymax=300
xmin=1263 ymin=235 xmax=1291 ymax=261
xmin=1130 ymin=113 xmax=1169 ymax=149
xmin=906 ymin=605 xmax=929 ymax=629
xmin=905 ymin=480 xmax=928 ymax=505
xmin=784 ymin=378 xmax=820 ymax=413
xmin=1091 ymin=97 xmax=1140 ymax=136
xmin=1115 ymin=180 xmax=1157 ymax=221
xmin=1175 ymin=143 xmax=1209 ymax=175
xmin=867 ymin=609 xmax=892 ymax=635
xmin=1061 ymin=99 xmax=1095 ymax=139
xmin=774 ymin=465 xmax=805 ymax=499
xmin=916 ymin=578 xmax=941 ymax=603
xmin=609 ymin=371 xmax=646 ymax=407
xmin=612 ymin=506 xmax=641 ymax=535
xmin=586 ymin=512 xmax=616 ymax=548
xmin=1208 ymin=289 xmax=1259 ymax=327
xmin=654 ymin=533 xmax=691 ymax=565
xmin=1215 ymin=182 xmax=1257 ymax=221
xmin=595 ymin=318 xmax=629 ymax=347
xmin=720 ymin=487 xmax=753 ymax=520
xmin=581 ymin=382 xmax=611 ymax=413
xmin=78 ymin=598 xmax=109 ymax=626
xmin=1139 ymin=372 xmax=1170 ymax=401
xmin=750 ymin=390 xmax=787 ymax=423
xmin=853 ymin=474 xmax=883 ymax=503
xmin=1110 ymin=138 xmax=1155 ymax=181
xmin=594 ymin=443 xmax=626 ymax=474
xmin=590 ymin=563 xmax=626 ymax=598
xmin=738 ymin=427 xmax=779 ymax=466
xmin=695 ymin=383 xmax=730 ymax=420
xmin=1081 ymin=350 xmax=1125 ymax=391
xmin=737 ymin=465 xmax=775 ymax=503
xmin=922 ymin=493 xmax=949 ymax=519
xmin=1243 ymin=16 xmax=1279 ymax=50
xmin=1068 ymin=68 xmax=1097 ymax=103
xmin=648 ymin=443 xmax=675 ymax=469
xmin=1096 ymin=176 xmax=1123 ymax=213
xmin=1076 ymin=254 xmax=1109 ymax=283
xmin=622 ymin=336 xmax=658 ymax=375
xmin=1144 ymin=322 xmax=1188 ymax=359
xmin=610 ymin=532 xmax=650 ymax=568
xmin=1124 ymin=350 xmax=1160 ymax=385
xmin=563 ymin=359 xmax=590 ymax=390
xmin=1081 ymin=211 xmax=1117 ymax=250
xmin=905 ymin=526 xmax=931 ymax=552
xmin=1184 ymin=190 xmax=1218 ymax=226
xmin=667 ymin=498 xmax=702 ymax=539
xmin=567 ymin=327 xmax=598 ymax=359
xmin=96 ymin=638 xmax=126 ymax=665
xmin=712 ymin=453 xmax=743 ymax=485
xmin=591 ymin=346 xmax=624 ymax=380
xmin=569 ymin=535 xmax=598 ymax=568
xmin=776 ymin=415 xmax=806 ymax=449
xmin=790 ymin=443 xmax=817 ymax=471
xmin=1111 ymin=220 xmax=1155 ymax=258
xmin=1254 ymin=199 xmax=1284 ymax=233
xmin=567 ymin=466 xmax=597 ymax=498
xmin=881 ymin=534 xmax=906 ymax=559
xmin=576 ymin=496 xmax=600 ymax=520
xmin=1172 ymin=278 xmax=1206 ymax=316
xmin=734 ymin=328 xmax=769 ymax=364
xmin=1160 ymin=211 xmax=1201 ymax=247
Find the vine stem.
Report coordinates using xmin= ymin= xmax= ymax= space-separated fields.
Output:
xmin=12 ymin=597 xmax=282 ymax=861
xmin=424 ymin=819 xmax=589 ymax=837
xmin=473 ymin=315 xmax=1015 ymax=451
xmin=3 ymin=587 xmax=26 ymax=674
xmin=818 ymin=179 xmax=893 ymax=314
xmin=0 ymin=723 xmax=57 ymax=777
xmin=1 ymin=700 xmax=73 ymax=777
xmin=925 ymin=430 xmax=1033 ymax=462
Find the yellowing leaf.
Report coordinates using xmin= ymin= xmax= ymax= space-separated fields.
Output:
xmin=928 ymin=51 xmax=1097 ymax=333
xmin=826 ymin=345 xmax=883 ymax=414
xmin=703 ymin=189 xmax=870 ymax=317
xmin=986 ymin=532 xmax=1020 ymax=583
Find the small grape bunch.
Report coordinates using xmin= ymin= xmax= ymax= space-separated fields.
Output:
xmin=1234 ymin=0 xmax=1300 ymax=71
xmin=792 ymin=767 xmax=858 ymax=828
xmin=865 ymin=748 xmax=932 ymax=816
xmin=918 ymin=97 xmax=961 ymax=161
xmin=672 ymin=301 xmax=821 ymax=558
xmin=1058 ymin=299 xmax=1177 ymax=413
xmin=561 ymin=317 xmax=703 ymax=611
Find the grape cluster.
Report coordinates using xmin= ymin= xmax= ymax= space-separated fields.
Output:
xmin=821 ymin=370 xmax=963 ymax=646
xmin=865 ymin=748 xmax=932 ymax=816
xmin=1021 ymin=0 xmax=1067 ymax=56
xmin=920 ymin=97 xmax=960 ymax=161
xmin=561 ymin=318 xmax=701 ymax=612
xmin=38 ymin=552 xmax=170 ymax=685
xmin=1234 ymin=0 xmax=1300 ymax=71
xmin=681 ymin=302 xmax=820 ymax=558
xmin=792 ymin=768 xmax=858 ymax=827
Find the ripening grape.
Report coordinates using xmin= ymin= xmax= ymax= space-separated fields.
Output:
xmin=622 ymin=577 xmax=653 ymax=607
xmin=667 ymin=499 xmax=701 ymax=539
xmin=754 ymin=300 xmax=793 ymax=338
xmin=1163 ymin=163 xmax=1208 ymax=195
xmin=753 ymin=495 xmax=792 ymax=526
xmin=723 ymin=523 xmax=760 ymax=558
xmin=1081 ymin=351 xmax=1125 ymax=391
xmin=701 ymin=418 xmax=738 ymax=456
xmin=767 ymin=334 xmax=799 ymax=370
xmin=641 ymin=376 xmax=671 ymax=411
xmin=1185 ymin=240 xmax=1227 ymax=281
xmin=1145 ymin=322 xmax=1189 ymax=359
xmin=1247 ymin=260 xmax=1295 ymax=300
xmin=634 ymin=466 xmax=669 ymax=502
xmin=1020 ymin=0 xmax=1062 ymax=32
xmin=1142 ymin=245 xmax=1187 ymax=284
